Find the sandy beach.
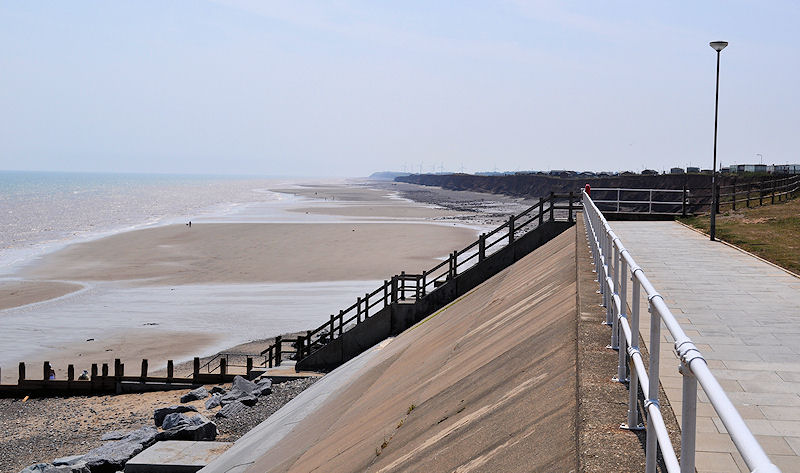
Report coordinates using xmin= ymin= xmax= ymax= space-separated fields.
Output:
xmin=0 ymin=180 xmax=497 ymax=383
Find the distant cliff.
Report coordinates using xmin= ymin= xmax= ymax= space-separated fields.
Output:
xmin=396 ymin=173 xmax=734 ymax=198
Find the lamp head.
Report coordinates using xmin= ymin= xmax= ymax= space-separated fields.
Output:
xmin=710 ymin=41 xmax=728 ymax=52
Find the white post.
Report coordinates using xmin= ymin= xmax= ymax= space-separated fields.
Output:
xmin=646 ymin=298 xmax=661 ymax=473
xmin=680 ymin=361 xmax=698 ymax=473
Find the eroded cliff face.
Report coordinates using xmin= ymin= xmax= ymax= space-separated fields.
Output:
xmin=395 ymin=173 xmax=719 ymax=198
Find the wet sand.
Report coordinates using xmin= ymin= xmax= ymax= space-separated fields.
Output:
xmin=21 ymin=222 xmax=475 ymax=285
xmin=0 ymin=280 xmax=84 ymax=310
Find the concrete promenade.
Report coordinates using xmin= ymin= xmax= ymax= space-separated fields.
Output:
xmin=610 ymin=221 xmax=800 ymax=473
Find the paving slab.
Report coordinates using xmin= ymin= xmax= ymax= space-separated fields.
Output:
xmin=610 ymin=220 xmax=800 ymax=473
xmin=124 ymin=441 xmax=233 ymax=473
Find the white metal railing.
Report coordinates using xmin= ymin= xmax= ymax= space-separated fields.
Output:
xmin=591 ymin=187 xmax=688 ymax=215
xmin=581 ymin=190 xmax=781 ymax=473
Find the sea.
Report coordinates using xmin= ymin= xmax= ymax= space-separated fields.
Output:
xmin=0 ymin=171 xmax=289 ymax=274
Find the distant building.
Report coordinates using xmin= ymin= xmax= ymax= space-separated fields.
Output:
xmin=774 ymin=164 xmax=800 ymax=174
xmin=670 ymin=167 xmax=685 ymax=174
xmin=641 ymin=169 xmax=658 ymax=175
xmin=686 ymin=166 xmax=700 ymax=173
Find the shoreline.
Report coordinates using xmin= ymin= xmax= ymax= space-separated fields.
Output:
xmin=0 ymin=180 xmax=515 ymax=383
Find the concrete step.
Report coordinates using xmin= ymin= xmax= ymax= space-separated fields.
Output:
xmin=124 ymin=440 xmax=233 ymax=473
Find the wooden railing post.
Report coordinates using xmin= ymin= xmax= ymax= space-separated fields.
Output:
xmin=400 ymin=271 xmax=406 ymax=299
xmin=338 ymin=310 xmax=344 ymax=336
xmin=479 ymin=234 xmax=486 ymax=261
xmin=452 ymin=252 xmax=458 ymax=277
xmin=746 ymin=183 xmax=751 ymax=208
xmin=219 ymin=358 xmax=227 ymax=380
xmin=167 ymin=360 xmax=173 ymax=382
xmin=539 ymin=197 xmax=545 ymax=225
xmin=246 ymin=357 xmax=253 ymax=378
xmin=549 ymin=192 xmax=555 ymax=221
xmin=268 ymin=346 xmax=274 ymax=368
xmin=192 ymin=357 xmax=200 ymax=383
xmin=383 ymin=280 xmax=389 ymax=307
xmin=275 ymin=336 xmax=282 ymax=367
xmin=18 ymin=362 xmax=25 ymax=386
xmin=508 ymin=215 xmax=515 ymax=243
xmin=391 ymin=276 xmax=397 ymax=302
xmin=306 ymin=330 xmax=312 ymax=354
xmin=356 ymin=297 xmax=362 ymax=323
xmin=568 ymin=191 xmax=575 ymax=222
xmin=421 ymin=271 xmax=427 ymax=296
xmin=114 ymin=358 xmax=122 ymax=377
xmin=364 ymin=293 xmax=369 ymax=318
xmin=140 ymin=359 xmax=148 ymax=382
xmin=329 ymin=314 xmax=335 ymax=339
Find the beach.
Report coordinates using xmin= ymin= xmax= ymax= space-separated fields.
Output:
xmin=0 ymin=179 xmax=521 ymax=384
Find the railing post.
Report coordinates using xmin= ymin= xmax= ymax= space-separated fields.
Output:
xmin=615 ymin=251 xmax=628 ymax=383
xmin=539 ymin=197 xmax=545 ymax=225
xmin=275 ymin=336 xmax=282 ymax=367
xmin=192 ymin=357 xmax=199 ymax=383
xmin=478 ymin=234 xmax=486 ymax=261
xmin=246 ymin=357 xmax=253 ymax=378
xmin=549 ymin=192 xmax=555 ymax=221
xmin=610 ymin=244 xmax=619 ymax=350
xmin=421 ymin=271 xmax=427 ymax=297
xmin=508 ymin=216 xmax=515 ymax=243
xmin=623 ymin=277 xmax=644 ymax=430
xmin=569 ymin=191 xmax=575 ymax=222
xmin=330 ymin=314 xmax=335 ymax=339
xmin=219 ymin=358 xmax=227 ymax=379
xmin=356 ymin=297 xmax=362 ymax=323
xmin=732 ymin=179 xmax=737 ymax=210
xmin=452 ymin=252 xmax=458 ymax=277
xmin=680 ymin=361 xmax=698 ymax=473
xmin=391 ymin=275 xmax=398 ymax=302
xmin=338 ymin=310 xmax=344 ymax=336
xmin=268 ymin=346 xmax=274 ymax=368
xmin=167 ymin=360 xmax=173 ymax=381
xmin=102 ymin=363 xmax=108 ymax=378
xmin=140 ymin=359 xmax=148 ymax=382
xmin=759 ymin=177 xmax=764 ymax=206
xmin=646 ymin=298 xmax=661 ymax=473
xmin=616 ymin=188 xmax=621 ymax=212
xmin=746 ymin=183 xmax=751 ymax=208
xmin=364 ymin=293 xmax=370 ymax=317
xmin=383 ymin=280 xmax=389 ymax=306
xmin=649 ymin=189 xmax=653 ymax=214
xmin=401 ymin=271 xmax=406 ymax=299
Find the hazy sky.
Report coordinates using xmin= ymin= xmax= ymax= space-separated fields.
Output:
xmin=1 ymin=1 xmax=798 ymax=176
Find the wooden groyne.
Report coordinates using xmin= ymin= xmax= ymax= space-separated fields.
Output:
xmin=0 ymin=355 xmax=306 ymax=397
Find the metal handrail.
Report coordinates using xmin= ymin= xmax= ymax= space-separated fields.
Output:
xmin=582 ymin=190 xmax=780 ymax=473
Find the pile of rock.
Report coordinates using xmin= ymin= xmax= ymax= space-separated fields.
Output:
xmin=193 ymin=376 xmax=272 ymax=420
xmin=17 ymin=376 xmax=273 ymax=473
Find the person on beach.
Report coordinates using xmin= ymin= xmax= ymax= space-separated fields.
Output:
xmin=187 ymin=221 xmax=192 ymax=228
xmin=48 ymin=368 xmax=55 ymax=380
xmin=78 ymin=370 xmax=89 ymax=380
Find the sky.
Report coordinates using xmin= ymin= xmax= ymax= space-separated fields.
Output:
xmin=1 ymin=1 xmax=798 ymax=177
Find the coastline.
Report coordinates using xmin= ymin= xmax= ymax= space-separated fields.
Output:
xmin=0 ymin=179 xmax=512 ymax=384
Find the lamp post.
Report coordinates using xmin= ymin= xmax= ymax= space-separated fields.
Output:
xmin=709 ymin=40 xmax=728 ymax=241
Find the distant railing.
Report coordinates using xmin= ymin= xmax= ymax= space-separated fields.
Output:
xmin=582 ymin=190 xmax=780 ymax=473
xmin=590 ymin=187 xmax=689 ymax=216
xmin=716 ymin=174 xmax=800 ymax=211
xmin=200 ymin=192 xmax=580 ymax=373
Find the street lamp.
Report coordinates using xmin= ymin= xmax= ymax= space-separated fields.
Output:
xmin=709 ymin=40 xmax=728 ymax=241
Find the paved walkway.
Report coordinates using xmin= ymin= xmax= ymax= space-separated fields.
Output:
xmin=610 ymin=221 xmax=800 ymax=473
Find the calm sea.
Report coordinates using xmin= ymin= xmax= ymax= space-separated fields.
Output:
xmin=0 ymin=171 xmax=284 ymax=273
